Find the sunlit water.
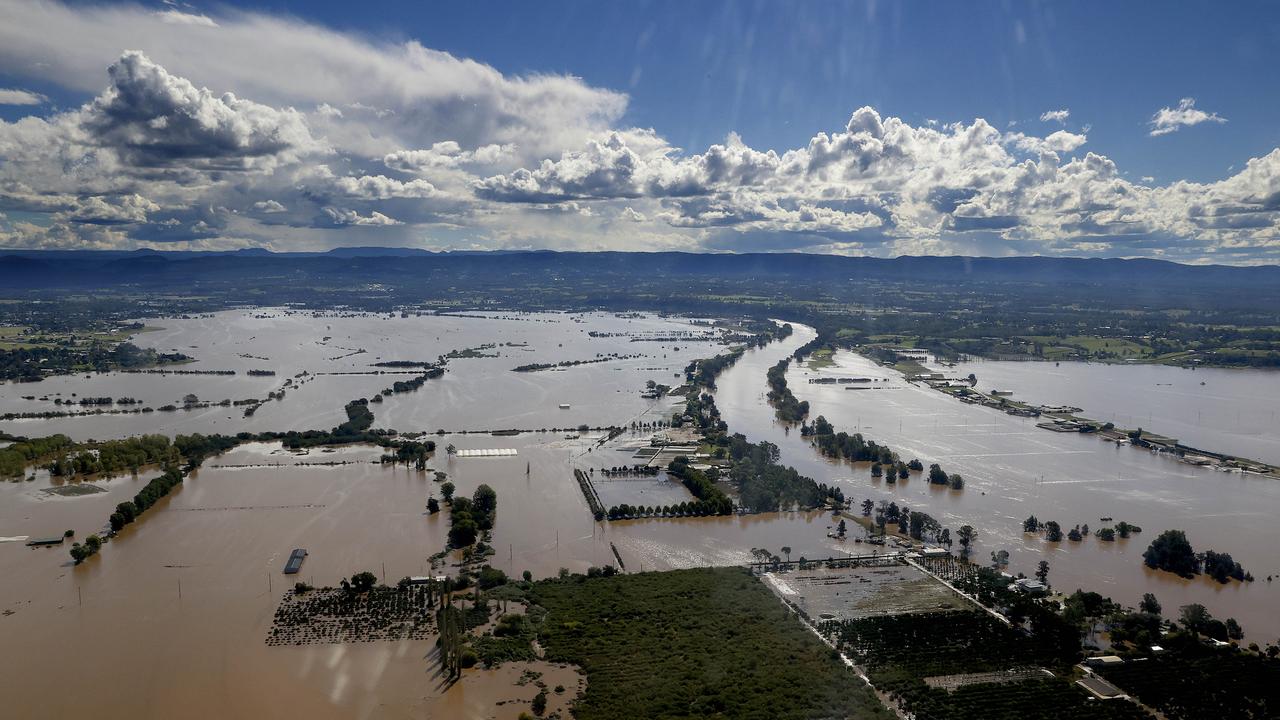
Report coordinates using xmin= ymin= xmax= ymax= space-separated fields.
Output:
xmin=712 ymin=325 xmax=1280 ymax=643
xmin=3 ymin=312 xmax=1279 ymax=718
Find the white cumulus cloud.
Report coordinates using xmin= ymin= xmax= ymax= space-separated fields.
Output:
xmin=0 ymin=88 xmax=47 ymax=105
xmin=1150 ymin=98 xmax=1227 ymax=136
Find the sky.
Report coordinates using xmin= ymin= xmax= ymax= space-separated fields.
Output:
xmin=0 ymin=0 xmax=1277 ymax=263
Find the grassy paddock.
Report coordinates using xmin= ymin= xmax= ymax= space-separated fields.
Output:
xmin=531 ymin=567 xmax=892 ymax=720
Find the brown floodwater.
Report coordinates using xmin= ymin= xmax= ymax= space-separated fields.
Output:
xmin=0 ymin=309 xmax=721 ymax=440
xmin=0 ymin=443 xmax=448 ymax=719
xmin=4 ymin=311 xmax=1280 ymax=718
xmin=712 ymin=324 xmax=1280 ymax=643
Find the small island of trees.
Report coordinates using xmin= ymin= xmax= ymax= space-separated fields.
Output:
xmin=1143 ymin=529 xmax=1253 ymax=583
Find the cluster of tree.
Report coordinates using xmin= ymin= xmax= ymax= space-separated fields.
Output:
xmin=57 ymin=396 xmax=114 ymax=405
xmin=765 ymin=359 xmax=809 ymax=422
xmin=68 ymin=533 xmax=102 ymax=564
xmin=598 ymin=464 xmax=660 ymax=477
xmin=124 ymin=466 xmax=185 ymax=519
xmin=381 ymin=440 xmax=433 ymax=470
xmin=1143 ymin=529 xmax=1254 ymax=582
xmin=0 ymin=341 xmax=190 ymax=382
xmin=804 ymin=416 xmax=891 ymax=463
xmin=1178 ymin=602 xmax=1245 ymax=641
xmin=336 ymin=398 xmax=375 ymax=435
xmin=512 ymin=353 xmax=637 ymax=372
xmin=606 ymin=500 xmax=726 ymax=520
xmin=1094 ymin=632 xmax=1276 ymax=720
xmin=925 ymin=463 xmax=965 ymax=490
xmin=665 ymin=456 xmax=735 ymax=515
xmin=723 ymin=434 xmax=844 ymax=512
xmin=685 ymin=347 xmax=745 ymax=388
xmin=801 ymin=415 xmax=958 ymax=490
xmin=49 ymin=434 xmax=180 ymax=477
xmin=448 ymin=484 xmax=497 ymax=547
xmin=0 ymin=433 xmax=73 ymax=477
xmin=380 ymin=365 xmax=444 ymax=395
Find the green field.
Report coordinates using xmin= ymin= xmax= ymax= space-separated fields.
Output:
xmin=531 ymin=567 xmax=893 ymax=720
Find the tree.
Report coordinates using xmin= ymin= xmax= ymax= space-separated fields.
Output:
xmin=427 ymin=497 xmax=440 ymax=514
xmin=948 ymin=473 xmax=964 ymax=490
xmin=1023 ymin=515 xmax=1040 ymax=533
xmin=990 ymin=549 xmax=1009 ymax=569
xmin=860 ymin=499 xmax=874 ymax=516
xmin=531 ymin=690 xmax=548 ymax=716
xmin=780 ymin=546 xmax=792 ymax=562
xmin=1139 ymin=593 xmax=1162 ymax=616
xmin=1202 ymin=550 xmax=1247 ymax=583
xmin=956 ymin=525 xmax=975 ymax=557
xmin=1043 ymin=521 xmax=1063 ymax=542
xmin=440 ymin=481 xmax=455 ymax=503
xmin=1179 ymin=603 xmax=1212 ymax=634
xmin=1143 ymin=529 xmax=1199 ymax=577
xmin=1226 ymin=618 xmax=1244 ymax=640
xmin=928 ymin=463 xmax=948 ymax=485
xmin=350 ymin=571 xmax=377 ymax=592
xmin=449 ymin=517 xmax=478 ymax=547
xmin=1035 ymin=560 xmax=1050 ymax=585
xmin=837 ymin=520 xmax=847 ymax=537
xmin=472 ymin=484 xmax=497 ymax=529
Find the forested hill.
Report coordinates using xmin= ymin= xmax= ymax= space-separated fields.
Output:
xmin=1 ymin=249 xmax=1278 ymax=315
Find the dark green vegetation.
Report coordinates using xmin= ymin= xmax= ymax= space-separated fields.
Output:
xmin=68 ymin=533 xmax=102 ymax=564
xmin=530 ymin=567 xmax=893 ymax=720
xmin=105 ymin=466 xmax=184 ymax=535
xmin=825 ymin=611 xmax=1150 ymax=720
xmin=448 ymin=484 xmax=497 ymax=547
xmin=49 ymin=434 xmax=179 ymax=477
xmin=766 ymin=359 xmax=809 ymax=422
xmin=802 ymin=414 xmax=964 ymax=491
xmin=685 ymin=347 xmax=745 ymax=387
xmin=0 ymin=339 xmax=190 ymax=381
xmin=0 ymin=433 xmax=73 ymax=477
xmin=1095 ymin=636 xmax=1280 ymax=720
xmin=511 ymin=353 xmax=638 ymax=372
xmin=1143 ymin=529 xmax=1252 ymax=583
xmin=662 ymin=388 xmax=842 ymax=514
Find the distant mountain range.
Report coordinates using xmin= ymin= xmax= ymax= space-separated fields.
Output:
xmin=0 ymin=248 xmax=1277 ymax=293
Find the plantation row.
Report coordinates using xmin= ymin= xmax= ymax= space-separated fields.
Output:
xmin=824 ymin=611 xmax=1078 ymax=678
xmin=1096 ymin=641 xmax=1279 ymax=720
xmin=881 ymin=677 xmax=1153 ymax=720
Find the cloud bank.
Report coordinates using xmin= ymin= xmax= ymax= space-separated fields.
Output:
xmin=0 ymin=1 xmax=1275 ymax=263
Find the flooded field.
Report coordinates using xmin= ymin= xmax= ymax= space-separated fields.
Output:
xmin=0 ymin=310 xmax=718 ymax=440
xmin=712 ymin=325 xmax=1280 ymax=642
xmin=950 ymin=357 xmax=1280 ymax=466
xmin=0 ymin=443 xmax=444 ymax=719
xmin=4 ymin=309 xmax=1280 ymax=717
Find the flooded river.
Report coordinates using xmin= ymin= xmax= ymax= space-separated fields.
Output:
xmin=712 ymin=324 xmax=1280 ymax=643
xmin=2 ymin=311 xmax=1279 ymax=718
xmin=951 ymin=357 xmax=1280 ymax=466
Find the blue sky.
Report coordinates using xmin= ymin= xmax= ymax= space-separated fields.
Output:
xmin=164 ymin=0 xmax=1280 ymax=184
xmin=0 ymin=0 xmax=1278 ymax=262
